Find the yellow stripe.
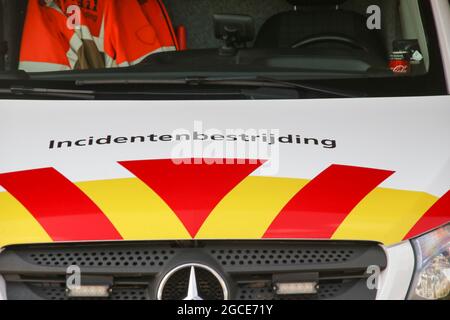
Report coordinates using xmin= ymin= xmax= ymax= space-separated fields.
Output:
xmin=0 ymin=175 xmax=441 ymax=246
xmin=332 ymin=188 xmax=438 ymax=245
xmin=196 ymin=176 xmax=308 ymax=239
xmin=0 ymin=192 xmax=52 ymax=247
xmin=77 ymin=178 xmax=191 ymax=240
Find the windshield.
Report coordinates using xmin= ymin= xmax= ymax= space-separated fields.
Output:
xmin=0 ymin=0 xmax=446 ymax=99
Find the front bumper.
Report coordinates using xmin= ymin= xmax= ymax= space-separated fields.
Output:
xmin=0 ymin=274 xmax=6 ymax=300
xmin=376 ymin=241 xmax=415 ymax=299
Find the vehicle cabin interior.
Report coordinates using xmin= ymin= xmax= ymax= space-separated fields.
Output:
xmin=0 ymin=0 xmax=431 ymax=77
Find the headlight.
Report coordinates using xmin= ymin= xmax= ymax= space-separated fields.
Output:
xmin=407 ymin=223 xmax=450 ymax=300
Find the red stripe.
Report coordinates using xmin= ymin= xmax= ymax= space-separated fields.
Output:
xmin=264 ymin=165 xmax=394 ymax=239
xmin=120 ymin=158 xmax=265 ymax=237
xmin=404 ymin=190 xmax=450 ymax=239
xmin=0 ymin=168 xmax=122 ymax=241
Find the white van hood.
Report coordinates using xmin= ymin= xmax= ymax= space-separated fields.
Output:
xmin=0 ymin=96 xmax=449 ymax=247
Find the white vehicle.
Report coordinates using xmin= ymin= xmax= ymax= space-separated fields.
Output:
xmin=0 ymin=0 xmax=448 ymax=301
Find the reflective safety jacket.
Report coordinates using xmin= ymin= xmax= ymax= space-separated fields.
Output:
xmin=19 ymin=0 xmax=179 ymax=72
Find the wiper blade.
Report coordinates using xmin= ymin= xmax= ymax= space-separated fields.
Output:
xmin=0 ymin=85 xmax=299 ymax=100
xmin=76 ymin=76 xmax=364 ymax=98
xmin=0 ymin=86 xmax=95 ymax=99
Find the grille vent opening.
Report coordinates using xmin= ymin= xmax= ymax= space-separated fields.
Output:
xmin=28 ymin=249 xmax=176 ymax=268
xmin=209 ymin=248 xmax=355 ymax=266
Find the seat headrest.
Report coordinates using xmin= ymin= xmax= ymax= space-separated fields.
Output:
xmin=287 ymin=0 xmax=347 ymax=6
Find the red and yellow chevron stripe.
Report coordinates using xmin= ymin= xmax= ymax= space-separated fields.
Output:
xmin=0 ymin=159 xmax=448 ymax=247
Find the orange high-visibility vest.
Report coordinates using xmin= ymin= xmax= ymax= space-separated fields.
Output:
xmin=19 ymin=0 xmax=178 ymax=72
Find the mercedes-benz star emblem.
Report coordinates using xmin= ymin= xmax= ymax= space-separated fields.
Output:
xmin=157 ymin=263 xmax=229 ymax=300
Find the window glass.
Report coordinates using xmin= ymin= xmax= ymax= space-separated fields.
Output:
xmin=0 ymin=0 xmax=446 ymax=98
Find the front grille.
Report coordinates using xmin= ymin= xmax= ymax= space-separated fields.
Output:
xmin=0 ymin=240 xmax=386 ymax=300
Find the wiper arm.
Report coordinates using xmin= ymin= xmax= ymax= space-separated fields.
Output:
xmin=182 ymin=76 xmax=363 ymax=97
xmin=76 ymin=76 xmax=364 ymax=98
xmin=0 ymin=86 xmax=95 ymax=99
xmin=252 ymin=76 xmax=363 ymax=98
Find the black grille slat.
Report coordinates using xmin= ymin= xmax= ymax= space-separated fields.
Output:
xmin=206 ymin=241 xmax=386 ymax=274
xmin=0 ymin=243 xmax=179 ymax=275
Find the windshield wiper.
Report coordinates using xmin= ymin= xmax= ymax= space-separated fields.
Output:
xmin=76 ymin=75 xmax=364 ymax=98
xmin=0 ymin=84 xmax=299 ymax=100
xmin=2 ymin=75 xmax=360 ymax=100
xmin=0 ymin=86 xmax=95 ymax=99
